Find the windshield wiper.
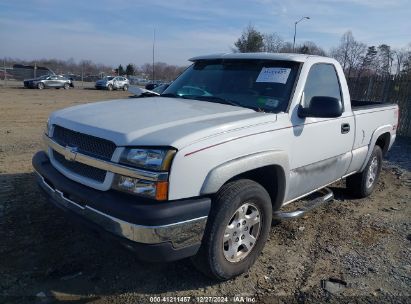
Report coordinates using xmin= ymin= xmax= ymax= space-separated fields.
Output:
xmin=161 ymin=93 xmax=240 ymax=107
xmin=181 ymin=95 xmax=243 ymax=108
xmin=160 ymin=93 xmax=259 ymax=111
xmin=160 ymin=93 xmax=179 ymax=98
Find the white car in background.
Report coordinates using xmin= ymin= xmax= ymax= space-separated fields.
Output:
xmin=95 ymin=76 xmax=129 ymax=91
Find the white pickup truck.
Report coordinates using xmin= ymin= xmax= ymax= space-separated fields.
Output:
xmin=33 ymin=53 xmax=399 ymax=280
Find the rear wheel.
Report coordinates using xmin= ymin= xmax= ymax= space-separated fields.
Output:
xmin=37 ymin=82 xmax=44 ymax=89
xmin=192 ymin=179 xmax=272 ymax=280
xmin=123 ymin=84 xmax=128 ymax=91
xmin=346 ymin=145 xmax=383 ymax=198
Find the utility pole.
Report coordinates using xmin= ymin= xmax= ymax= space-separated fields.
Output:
xmin=81 ymin=62 xmax=84 ymax=88
xmin=293 ymin=16 xmax=310 ymax=52
xmin=34 ymin=62 xmax=37 ymax=79
xmin=152 ymin=28 xmax=155 ymax=82
xmin=3 ymin=59 xmax=7 ymax=86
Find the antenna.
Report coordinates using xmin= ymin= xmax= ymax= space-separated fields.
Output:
xmin=152 ymin=28 xmax=155 ymax=82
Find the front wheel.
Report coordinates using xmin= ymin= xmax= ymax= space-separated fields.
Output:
xmin=123 ymin=84 xmax=128 ymax=91
xmin=107 ymin=84 xmax=113 ymax=91
xmin=346 ymin=145 xmax=383 ymax=198
xmin=192 ymin=179 xmax=272 ymax=280
xmin=63 ymin=83 xmax=69 ymax=89
xmin=37 ymin=82 xmax=44 ymax=89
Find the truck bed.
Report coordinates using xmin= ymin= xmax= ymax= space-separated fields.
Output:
xmin=351 ymin=99 xmax=395 ymax=110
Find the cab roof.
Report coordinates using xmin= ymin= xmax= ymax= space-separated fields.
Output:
xmin=189 ymin=52 xmax=330 ymax=63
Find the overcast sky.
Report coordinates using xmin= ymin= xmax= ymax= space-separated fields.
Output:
xmin=0 ymin=0 xmax=410 ymax=67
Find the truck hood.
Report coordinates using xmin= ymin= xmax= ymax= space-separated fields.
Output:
xmin=49 ymin=97 xmax=275 ymax=148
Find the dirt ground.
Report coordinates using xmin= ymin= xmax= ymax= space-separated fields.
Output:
xmin=0 ymin=85 xmax=410 ymax=303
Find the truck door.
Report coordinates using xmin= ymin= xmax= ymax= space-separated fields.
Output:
xmin=286 ymin=63 xmax=355 ymax=201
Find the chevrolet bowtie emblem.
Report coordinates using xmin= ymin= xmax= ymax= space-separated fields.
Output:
xmin=64 ymin=146 xmax=78 ymax=162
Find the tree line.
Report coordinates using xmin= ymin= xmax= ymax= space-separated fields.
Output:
xmin=3 ymin=26 xmax=410 ymax=81
xmin=233 ymin=24 xmax=411 ymax=78
xmin=115 ymin=62 xmax=186 ymax=81
xmin=1 ymin=57 xmax=186 ymax=81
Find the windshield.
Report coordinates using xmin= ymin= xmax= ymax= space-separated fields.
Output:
xmin=152 ymin=83 xmax=169 ymax=94
xmin=162 ymin=60 xmax=300 ymax=112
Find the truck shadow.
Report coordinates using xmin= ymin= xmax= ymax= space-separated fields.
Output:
xmin=0 ymin=172 xmax=216 ymax=301
xmin=1 ymin=156 xmax=408 ymax=302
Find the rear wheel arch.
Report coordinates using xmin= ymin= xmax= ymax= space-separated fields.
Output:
xmin=360 ymin=126 xmax=392 ymax=172
xmin=375 ymin=132 xmax=391 ymax=156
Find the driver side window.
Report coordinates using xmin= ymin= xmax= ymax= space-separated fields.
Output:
xmin=303 ymin=63 xmax=342 ymax=107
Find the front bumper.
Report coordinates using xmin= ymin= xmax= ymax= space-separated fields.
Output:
xmin=32 ymin=151 xmax=211 ymax=261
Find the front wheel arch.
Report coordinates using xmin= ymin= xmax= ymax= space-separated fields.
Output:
xmin=225 ymin=165 xmax=286 ymax=212
xmin=200 ymin=151 xmax=289 ymax=211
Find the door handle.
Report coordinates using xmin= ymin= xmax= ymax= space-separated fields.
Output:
xmin=341 ymin=123 xmax=350 ymax=134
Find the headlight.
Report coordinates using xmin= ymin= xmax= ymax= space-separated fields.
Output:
xmin=113 ymin=176 xmax=169 ymax=200
xmin=120 ymin=148 xmax=176 ymax=171
xmin=115 ymin=147 xmax=176 ymax=200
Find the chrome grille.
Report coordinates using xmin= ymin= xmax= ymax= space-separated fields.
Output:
xmin=51 ymin=125 xmax=117 ymax=183
xmin=52 ymin=125 xmax=116 ymax=160
xmin=53 ymin=150 xmax=106 ymax=182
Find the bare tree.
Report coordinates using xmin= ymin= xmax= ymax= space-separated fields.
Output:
xmin=296 ymin=41 xmax=327 ymax=56
xmin=346 ymin=41 xmax=367 ymax=77
xmin=279 ymin=42 xmax=294 ymax=53
xmin=331 ymin=31 xmax=366 ymax=77
xmin=263 ymin=33 xmax=284 ymax=53
xmin=393 ymin=48 xmax=408 ymax=75
xmin=402 ymin=44 xmax=411 ymax=75
xmin=137 ymin=62 xmax=186 ymax=81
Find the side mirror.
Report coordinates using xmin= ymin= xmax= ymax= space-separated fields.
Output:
xmin=298 ymin=96 xmax=343 ymax=118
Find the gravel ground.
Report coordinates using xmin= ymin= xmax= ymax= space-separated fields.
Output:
xmin=0 ymin=87 xmax=410 ymax=303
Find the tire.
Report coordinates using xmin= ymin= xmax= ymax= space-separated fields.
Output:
xmin=346 ymin=145 xmax=383 ymax=198
xmin=192 ymin=179 xmax=272 ymax=280
xmin=63 ymin=83 xmax=69 ymax=89
xmin=123 ymin=84 xmax=128 ymax=91
xmin=37 ymin=82 xmax=44 ymax=89
xmin=107 ymin=84 xmax=113 ymax=91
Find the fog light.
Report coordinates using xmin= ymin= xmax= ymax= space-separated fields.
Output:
xmin=114 ymin=175 xmax=168 ymax=201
